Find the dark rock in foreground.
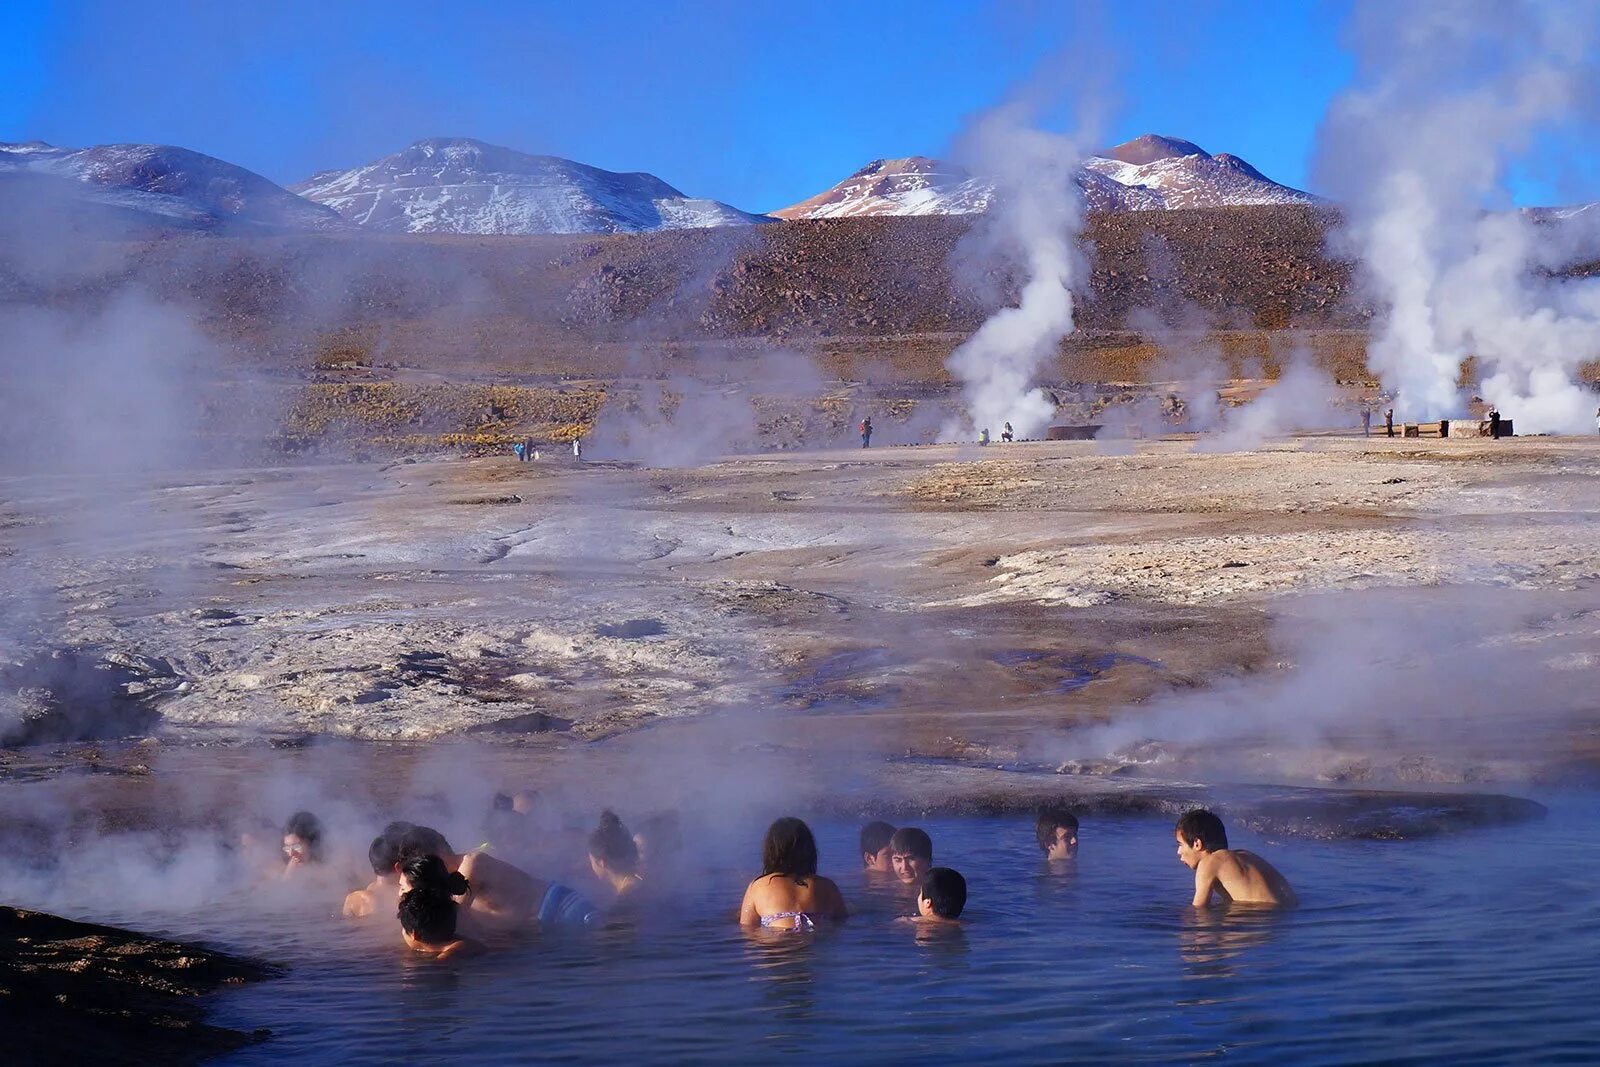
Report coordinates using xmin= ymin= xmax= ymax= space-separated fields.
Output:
xmin=2 ymin=905 xmax=280 ymax=1062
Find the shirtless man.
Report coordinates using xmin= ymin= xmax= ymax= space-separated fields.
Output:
xmin=343 ymin=822 xmax=573 ymax=929
xmin=1174 ymin=809 xmax=1296 ymax=908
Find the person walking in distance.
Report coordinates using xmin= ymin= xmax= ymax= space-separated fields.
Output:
xmin=860 ymin=416 xmax=873 ymax=449
xmin=1385 ymin=408 xmax=1394 ymax=437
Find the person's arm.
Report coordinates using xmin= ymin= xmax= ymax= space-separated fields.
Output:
xmin=827 ymin=878 xmax=849 ymax=921
xmin=1191 ymin=858 xmax=1220 ymax=908
xmin=738 ymin=880 xmax=761 ymax=927
xmin=343 ymin=888 xmax=376 ymax=918
xmin=436 ymin=938 xmax=485 ymax=960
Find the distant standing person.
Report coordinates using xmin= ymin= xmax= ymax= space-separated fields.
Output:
xmin=572 ymin=437 xmax=583 ymax=460
xmin=860 ymin=416 xmax=873 ymax=449
xmin=1385 ymin=408 xmax=1394 ymax=437
xmin=1489 ymin=407 xmax=1501 ymax=439
xmin=1001 ymin=422 xmax=1014 ymax=442
xmin=1360 ymin=407 xmax=1371 ymax=437
xmin=1594 ymin=405 xmax=1599 ymax=434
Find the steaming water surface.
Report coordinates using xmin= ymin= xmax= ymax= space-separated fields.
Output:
xmin=18 ymin=801 xmax=1600 ymax=1064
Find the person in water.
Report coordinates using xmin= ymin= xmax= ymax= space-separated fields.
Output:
xmin=397 ymin=854 xmax=484 ymax=959
xmin=738 ymin=816 xmax=849 ymax=930
xmin=1175 ymin=809 xmax=1296 ymax=908
xmin=632 ymin=810 xmax=683 ymax=875
xmin=889 ymin=827 xmax=933 ymax=887
xmin=905 ymin=867 xmax=966 ymax=926
xmin=280 ymin=811 xmax=324 ymax=876
xmin=344 ymin=821 xmax=428 ymax=917
xmin=345 ymin=822 xmax=595 ymax=929
xmin=859 ymin=820 xmax=896 ymax=874
xmin=1035 ymin=807 xmax=1079 ymax=862
xmin=588 ymin=810 xmax=644 ymax=905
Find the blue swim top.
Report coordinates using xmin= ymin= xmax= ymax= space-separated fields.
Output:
xmin=538 ymin=882 xmax=601 ymax=929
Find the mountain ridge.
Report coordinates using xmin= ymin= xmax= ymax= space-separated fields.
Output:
xmin=290 ymin=137 xmax=771 ymax=236
xmin=774 ymin=135 xmax=1317 ymax=219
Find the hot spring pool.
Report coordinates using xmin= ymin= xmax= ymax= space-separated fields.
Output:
xmin=17 ymin=800 xmax=1600 ymax=1064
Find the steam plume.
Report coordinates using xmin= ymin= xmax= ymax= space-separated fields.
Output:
xmin=1315 ymin=0 xmax=1600 ymax=430
xmin=942 ymin=100 xmax=1092 ymax=441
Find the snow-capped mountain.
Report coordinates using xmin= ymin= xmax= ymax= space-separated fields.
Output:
xmin=774 ymin=134 xmax=1315 ymax=219
xmin=0 ymin=141 xmax=346 ymax=232
xmin=292 ymin=138 xmax=770 ymax=235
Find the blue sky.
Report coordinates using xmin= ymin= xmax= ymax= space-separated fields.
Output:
xmin=0 ymin=0 xmax=1576 ymax=211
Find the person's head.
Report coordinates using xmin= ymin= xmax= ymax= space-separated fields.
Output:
xmin=282 ymin=811 xmax=324 ymax=865
xmin=1175 ymin=809 xmax=1229 ymax=868
xmin=633 ymin=811 xmax=682 ymax=869
xmin=368 ymin=821 xmax=414 ymax=879
xmin=511 ymin=790 xmax=540 ymax=815
xmin=491 ymin=793 xmax=515 ymax=813
xmin=889 ymin=827 xmax=933 ymax=885
xmin=761 ymin=817 xmax=819 ymax=880
xmin=397 ymin=854 xmax=470 ymax=948
xmin=588 ymin=810 xmax=639 ymax=879
xmin=917 ymin=867 xmax=967 ymax=920
xmin=1035 ymin=807 xmax=1079 ymax=861
xmin=859 ymin=821 xmax=896 ymax=872
xmin=368 ymin=821 xmax=454 ymax=879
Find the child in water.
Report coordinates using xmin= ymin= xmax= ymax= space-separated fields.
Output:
xmin=859 ymin=820 xmax=896 ymax=875
xmin=1174 ymin=809 xmax=1296 ymax=908
xmin=738 ymin=817 xmax=849 ymax=930
xmin=397 ymin=854 xmax=484 ymax=959
xmin=1035 ymin=807 xmax=1079 ymax=862
xmin=889 ymin=827 xmax=933 ymax=887
xmin=903 ymin=867 xmax=966 ymax=926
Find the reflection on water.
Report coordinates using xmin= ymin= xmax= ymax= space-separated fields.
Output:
xmin=1176 ymin=905 xmax=1285 ymax=981
xmin=6 ymin=803 xmax=1600 ymax=1063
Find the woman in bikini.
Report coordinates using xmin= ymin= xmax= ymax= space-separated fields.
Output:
xmin=738 ymin=816 xmax=849 ymax=930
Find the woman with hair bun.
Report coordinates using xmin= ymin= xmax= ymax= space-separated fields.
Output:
xmin=738 ymin=817 xmax=848 ymax=931
xmin=587 ymin=810 xmax=644 ymax=904
xmin=397 ymin=854 xmax=484 ymax=958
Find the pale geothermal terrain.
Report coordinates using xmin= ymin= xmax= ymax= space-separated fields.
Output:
xmin=4 ymin=431 xmax=1598 ymax=802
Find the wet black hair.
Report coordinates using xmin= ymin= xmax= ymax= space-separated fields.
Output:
xmin=1176 ymin=809 xmax=1229 ymax=852
xmin=1035 ymin=807 xmax=1079 ymax=854
xmin=282 ymin=811 xmax=324 ymax=862
xmin=588 ymin=810 xmax=639 ymax=874
xmin=919 ymin=867 xmax=967 ymax=919
xmin=367 ymin=821 xmax=455 ymax=874
xmin=859 ymin=820 xmax=896 ymax=862
xmin=400 ymin=824 xmax=453 ymax=859
xmin=491 ymin=793 xmax=515 ymax=812
xmin=368 ymin=821 xmax=415 ymax=874
xmin=889 ymin=827 xmax=933 ymax=861
xmin=761 ymin=817 xmax=819 ymax=880
xmin=397 ymin=854 xmax=470 ymax=946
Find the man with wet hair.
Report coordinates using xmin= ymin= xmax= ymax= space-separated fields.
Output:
xmin=859 ymin=820 xmax=896 ymax=873
xmin=1035 ymin=807 xmax=1079 ymax=862
xmin=1174 ymin=809 xmax=1296 ymax=908
xmin=910 ymin=867 xmax=967 ymax=924
xmin=889 ymin=827 xmax=933 ymax=886
xmin=344 ymin=821 xmax=430 ymax=918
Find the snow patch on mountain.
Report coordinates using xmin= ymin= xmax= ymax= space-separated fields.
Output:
xmin=775 ymin=134 xmax=1317 ymax=220
xmin=0 ymin=141 xmax=346 ymax=232
xmin=293 ymin=138 xmax=770 ymax=235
